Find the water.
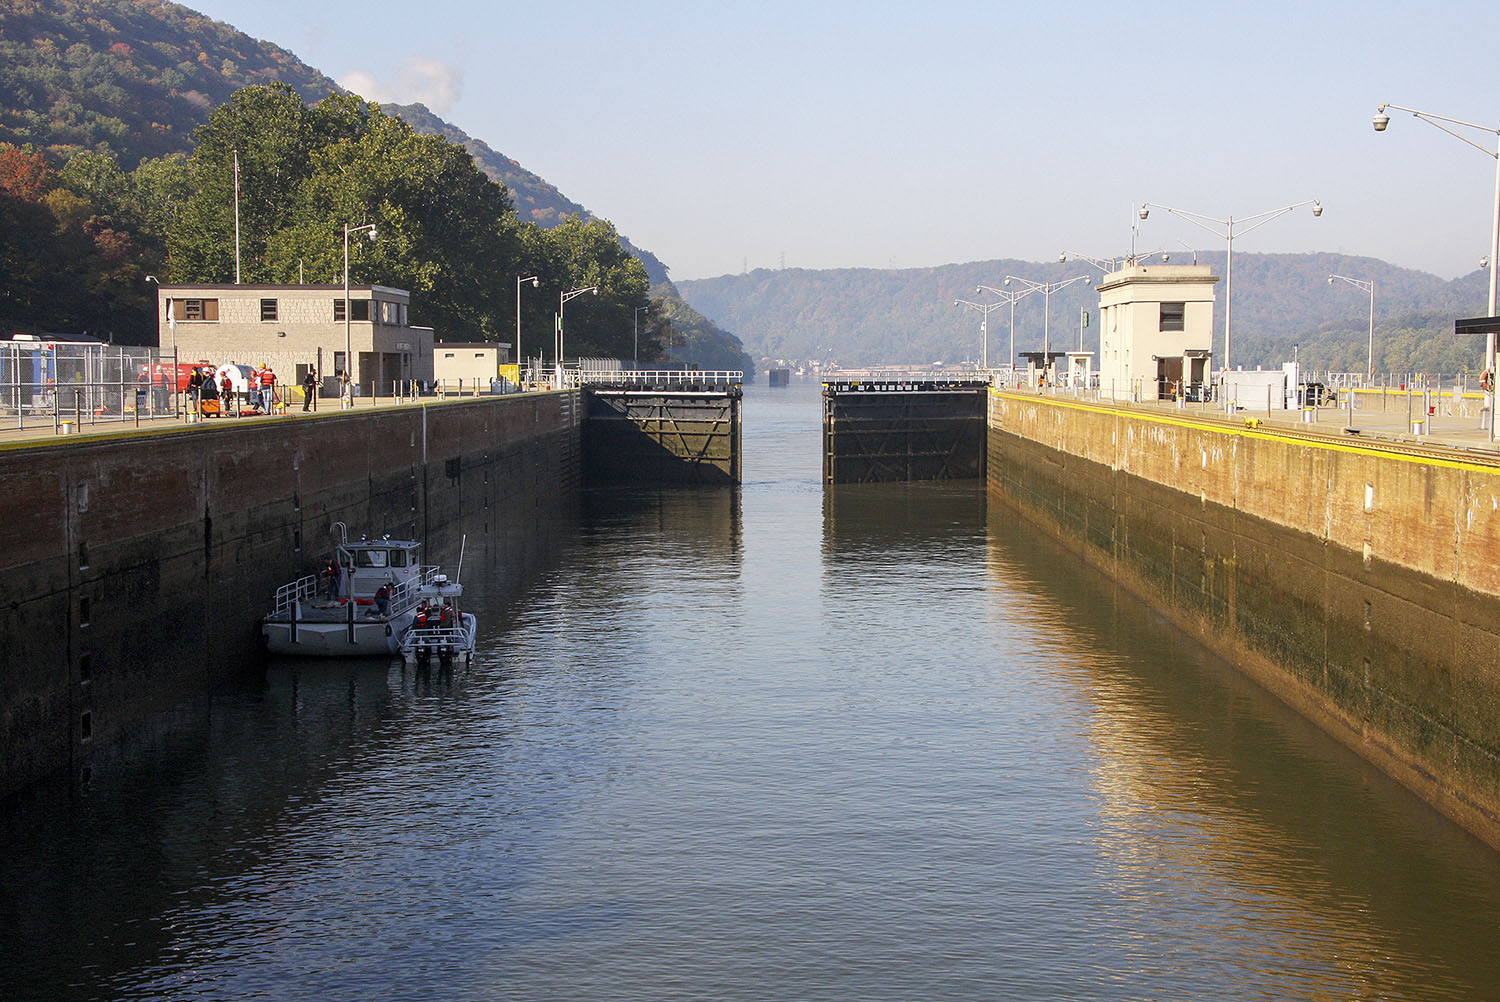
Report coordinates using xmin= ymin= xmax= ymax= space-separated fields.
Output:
xmin=4 ymin=379 xmax=1500 ymax=1000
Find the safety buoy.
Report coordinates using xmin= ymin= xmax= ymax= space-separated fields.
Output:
xmin=1482 ymin=370 xmax=1494 ymax=393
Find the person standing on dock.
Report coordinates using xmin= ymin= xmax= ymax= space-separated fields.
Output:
xmin=256 ymin=364 xmax=276 ymax=413
xmin=302 ymin=368 xmax=317 ymax=412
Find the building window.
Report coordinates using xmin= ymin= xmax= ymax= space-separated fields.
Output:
xmin=334 ymin=299 xmax=371 ymax=322
xmin=260 ymin=298 xmax=278 ymax=321
xmin=173 ymin=298 xmax=219 ymax=321
xmin=1160 ymin=302 xmax=1186 ymax=332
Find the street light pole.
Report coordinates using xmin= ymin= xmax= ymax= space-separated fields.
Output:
xmin=1327 ymin=274 xmax=1376 ymax=381
xmin=1060 ymin=249 xmax=1169 ymax=274
xmin=1138 ymin=199 xmax=1322 ymax=372
xmin=344 ymin=222 xmax=377 ymax=399
xmin=516 ymin=275 xmax=538 ymax=381
xmin=556 ymin=285 xmax=599 ymax=383
xmin=1373 ymin=101 xmax=1500 ymax=440
xmin=1001 ymin=274 xmax=1093 ymax=359
xmin=634 ymin=305 xmax=649 ymax=367
xmin=952 ymin=298 xmax=1006 ymax=369
xmin=977 ymin=284 xmax=1038 ymax=371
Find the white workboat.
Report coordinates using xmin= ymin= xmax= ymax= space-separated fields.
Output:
xmin=262 ymin=524 xmax=453 ymax=657
xmin=398 ymin=573 xmax=477 ymax=666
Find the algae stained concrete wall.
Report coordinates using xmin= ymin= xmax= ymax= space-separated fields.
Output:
xmin=987 ymin=391 xmax=1500 ymax=848
xmin=0 ymin=391 xmax=580 ymax=797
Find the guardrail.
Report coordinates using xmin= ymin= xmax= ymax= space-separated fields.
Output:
xmin=575 ymin=370 xmax=743 ymax=386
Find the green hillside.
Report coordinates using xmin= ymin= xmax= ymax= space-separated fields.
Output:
xmin=0 ymin=0 xmax=335 ymax=164
xmin=679 ymin=254 xmax=1492 ymax=376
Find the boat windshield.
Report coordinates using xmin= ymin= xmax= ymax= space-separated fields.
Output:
xmin=354 ymin=548 xmax=388 ymax=568
xmin=350 ymin=546 xmax=414 ymax=568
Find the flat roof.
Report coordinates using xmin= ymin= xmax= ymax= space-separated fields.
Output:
xmin=156 ymin=283 xmax=409 ymax=297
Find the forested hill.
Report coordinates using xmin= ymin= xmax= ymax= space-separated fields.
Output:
xmin=0 ymin=0 xmax=335 ymax=164
xmin=679 ymin=253 xmax=1492 ymax=375
xmin=0 ymin=0 xmax=748 ymax=369
xmin=386 ymin=103 xmax=670 ymax=286
xmin=0 ymin=0 xmax=645 ymax=263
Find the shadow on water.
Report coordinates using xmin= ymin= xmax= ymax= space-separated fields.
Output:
xmin=0 ymin=508 xmax=579 ymax=1002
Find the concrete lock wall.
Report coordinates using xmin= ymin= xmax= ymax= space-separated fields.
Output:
xmin=986 ymin=390 xmax=1500 ymax=849
xmin=0 ymin=392 xmax=581 ymax=797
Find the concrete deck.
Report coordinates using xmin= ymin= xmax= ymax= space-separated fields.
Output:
xmin=1033 ymin=388 xmax=1500 ymax=458
xmin=0 ymin=392 xmax=495 ymax=450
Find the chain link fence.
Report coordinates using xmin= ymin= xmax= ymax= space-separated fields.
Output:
xmin=1 ymin=339 xmax=190 ymax=432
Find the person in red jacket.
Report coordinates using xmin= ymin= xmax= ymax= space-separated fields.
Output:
xmin=257 ymin=363 xmax=278 ymax=413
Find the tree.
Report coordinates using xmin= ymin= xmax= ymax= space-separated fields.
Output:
xmin=532 ymin=216 xmax=651 ymax=360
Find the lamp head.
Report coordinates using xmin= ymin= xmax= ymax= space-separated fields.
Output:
xmin=1311 ymin=201 xmax=1323 ymax=218
xmin=531 ymin=277 xmax=539 ymax=288
xmin=145 ymin=275 xmax=158 ymax=284
xmin=1058 ymin=253 xmax=1067 ymax=263
xmin=1138 ymin=206 xmax=1149 ymax=220
xmin=367 ymin=228 xmax=378 ymax=241
xmin=1327 ymin=275 xmax=1335 ymax=285
xmin=1159 ymin=253 xmax=1169 ymax=263
xmin=1484 ymin=255 xmax=1492 ymax=270
xmin=1373 ymin=112 xmax=1390 ymax=133
xmin=1003 ymin=278 xmax=1012 ymax=287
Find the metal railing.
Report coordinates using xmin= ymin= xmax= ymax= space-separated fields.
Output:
xmin=575 ymin=369 xmax=743 ymax=386
xmin=2 ymin=341 xmax=183 ymax=432
xmin=269 ymin=565 xmax=439 ymax=617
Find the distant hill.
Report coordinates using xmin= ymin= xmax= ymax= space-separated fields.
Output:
xmin=0 ymin=0 xmax=336 ymax=164
xmin=679 ymin=254 xmax=1493 ymax=375
xmin=0 ymin=0 xmax=746 ymax=368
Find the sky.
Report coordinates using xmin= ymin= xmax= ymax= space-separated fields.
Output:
xmin=185 ymin=0 xmax=1500 ymax=284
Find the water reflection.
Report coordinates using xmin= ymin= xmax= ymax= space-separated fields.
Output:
xmin=985 ymin=514 xmax=1500 ymax=999
xmin=1 ymin=379 xmax=1497 ymax=1001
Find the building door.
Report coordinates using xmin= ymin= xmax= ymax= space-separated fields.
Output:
xmin=1156 ymin=357 xmax=1184 ymax=399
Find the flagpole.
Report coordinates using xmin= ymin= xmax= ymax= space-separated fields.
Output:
xmin=233 ymin=149 xmax=241 ymax=284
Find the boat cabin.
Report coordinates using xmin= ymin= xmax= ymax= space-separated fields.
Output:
xmin=336 ymin=538 xmax=425 ymax=599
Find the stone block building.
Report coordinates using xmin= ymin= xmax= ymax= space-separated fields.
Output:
xmin=154 ymin=283 xmax=435 ymax=397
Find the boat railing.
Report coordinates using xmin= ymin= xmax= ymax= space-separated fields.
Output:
xmin=400 ymin=624 xmax=471 ymax=648
xmin=387 ymin=566 xmax=442 ymax=615
xmin=271 ymin=575 xmax=319 ymax=615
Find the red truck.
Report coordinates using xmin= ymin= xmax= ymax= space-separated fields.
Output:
xmin=140 ymin=361 xmax=213 ymax=391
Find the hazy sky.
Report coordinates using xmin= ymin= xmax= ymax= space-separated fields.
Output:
xmin=188 ymin=0 xmax=1500 ymax=283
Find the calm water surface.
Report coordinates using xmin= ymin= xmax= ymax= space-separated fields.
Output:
xmin=4 ymin=379 xmax=1500 ymax=1000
